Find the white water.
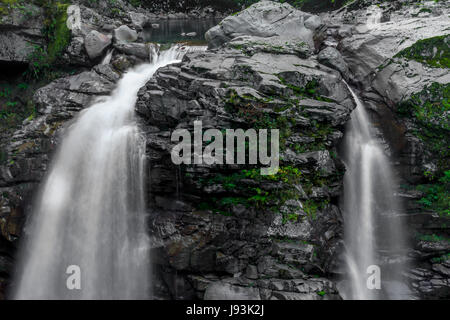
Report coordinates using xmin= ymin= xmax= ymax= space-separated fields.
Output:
xmin=101 ymin=49 xmax=114 ymax=65
xmin=342 ymin=84 xmax=408 ymax=300
xmin=366 ymin=5 xmax=383 ymax=30
xmin=13 ymin=46 xmax=189 ymax=300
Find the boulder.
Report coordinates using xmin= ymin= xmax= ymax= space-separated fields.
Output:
xmin=84 ymin=30 xmax=112 ymax=60
xmin=113 ymin=43 xmax=158 ymax=60
xmin=114 ymin=25 xmax=138 ymax=43
xmin=317 ymin=47 xmax=350 ymax=80
xmin=205 ymin=0 xmax=323 ymax=51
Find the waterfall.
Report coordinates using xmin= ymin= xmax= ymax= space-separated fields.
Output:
xmin=101 ymin=49 xmax=114 ymax=65
xmin=366 ymin=5 xmax=383 ymax=30
xmin=341 ymin=84 xmax=409 ymax=300
xmin=12 ymin=46 xmax=188 ymax=300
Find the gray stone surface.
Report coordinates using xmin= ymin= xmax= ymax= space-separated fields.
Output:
xmin=84 ymin=30 xmax=112 ymax=60
xmin=114 ymin=25 xmax=138 ymax=43
xmin=205 ymin=1 xmax=323 ymax=51
xmin=204 ymin=282 xmax=261 ymax=300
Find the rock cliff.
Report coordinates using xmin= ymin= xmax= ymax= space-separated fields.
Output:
xmin=0 ymin=0 xmax=448 ymax=300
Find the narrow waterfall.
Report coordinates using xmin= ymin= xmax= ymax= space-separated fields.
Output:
xmin=101 ymin=49 xmax=114 ymax=65
xmin=12 ymin=47 xmax=187 ymax=300
xmin=341 ymin=84 xmax=409 ymax=300
xmin=366 ymin=5 xmax=383 ymax=30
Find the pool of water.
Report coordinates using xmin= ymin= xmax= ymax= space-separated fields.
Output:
xmin=142 ymin=18 xmax=221 ymax=44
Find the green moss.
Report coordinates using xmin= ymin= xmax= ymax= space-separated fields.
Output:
xmin=317 ymin=290 xmax=326 ymax=296
xmin=431 ymin=253 xmax=450 ymax=264
xmin=0 ymin=0 xmax=21 ymax=17
xmin=397 ymin=83 xmax=449 ymax=217
xmin=26 ymin=1 xmax=72 ymax=79
xmin=224 ymin=90 xmax=294 ymax=147
xmin=46 ymin=2 xmax=71 ymax=63
xmin=278 ymin=77 xmax=333 ymax=102
xmin=416 ymin=233 xmax=450 ymax=243
xmin=416 ymin=170 xmax=450 ymax=217
xmin=397 ymin=82 xmax=450 ymax=171
xmin=395 ymin=35 xmax=450 ymax=69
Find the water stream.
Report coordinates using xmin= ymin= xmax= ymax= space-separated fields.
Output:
xmin=13 ymin=46 xmax=188 ymax=300
xmin=341 ymin=84 xmax=409 ymax=300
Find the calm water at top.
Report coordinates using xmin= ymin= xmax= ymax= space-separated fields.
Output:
xmin=142 ymin=18 xmax=221 ymax=44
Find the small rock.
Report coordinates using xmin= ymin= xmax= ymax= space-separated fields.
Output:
xmin=246 ymin=265 xmax=258 ymax=280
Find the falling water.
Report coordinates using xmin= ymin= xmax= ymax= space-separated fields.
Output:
xmin=101 ymin=49 xmax=114 ymax=65
xmin=13 ymin=46 xmax=190 ymax=300
xmin=366 ymin=5 xmax=383 ymax=30
xmin=341 ymin=84 xmax=409 ymax=300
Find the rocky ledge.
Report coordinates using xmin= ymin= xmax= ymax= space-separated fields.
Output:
xmin=136 ymin=0 xmax=354 ymax=300
xmin=0 ymin=0 xmax=449 ymax=300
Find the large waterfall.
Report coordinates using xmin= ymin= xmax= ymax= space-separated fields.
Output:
xmin=341 ymin=84 xmax=409 ymax=300
xmin=12 ymin=47 xmax=186 ymax=299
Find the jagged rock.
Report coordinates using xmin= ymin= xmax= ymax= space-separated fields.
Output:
xmin=205 ymin=1 xmax=323 ymax=51
xmin=114 ymin=25 xmax=138 ymax=43
xmin=333 ymin=4 xmax=450 ymax=85
xmin=0 ymin=4 xmax=45 ymax=63
xmin=318 ymin=47 xmax=350 ymax=80
xmin=114 ymin=42 xmax=158 ymax=60
xmin=0 ymin=65 xmax=119 ymax=245
xmin=84 ymin=30 xmax=112 ymax=60
xmin=63 ymin=36 xmax=91 ymax=66
xmin=246 ymin=265 xmax=259 ymax=280
xmin=112 ymin=55 xmax=132 ymax=72
xmin=129 ymin=12 xmax=147 ymax=30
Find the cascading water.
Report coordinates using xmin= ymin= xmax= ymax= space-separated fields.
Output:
xmin=101 ymin=49 xmax=114 ymax=65
xmin=366 ymin=5 xmax=383 ymax=30
xmin=12 ymin=46 xmax=190 ymax=300
xmin=341 ymin=84 xmax=409 ymax=300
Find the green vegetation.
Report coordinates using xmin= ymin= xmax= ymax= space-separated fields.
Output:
xmin=45 ymin=2 xmax=71 ymax=63
xmin=416 ymin=170 xmax=450 ymax=217
xmin=394 ymin=35 xmax=450 ymax=69
xmin=224 ymin=89 xmax=294 ymax=147
xmin=1 ymin=1 xmax=73 ymax=133
xmin=397 ymin=83 xmax=449 ymax=217
xmin=191 ymin=162 xmax=339 ymax=223
xmin=0 ymin=0 xmax=19 ymax=16
xmin=278 ymin=77 xmax=334 ymax=102
xmin=431 ymin=253 xmax=450 ymax=264
xmin=317 ymin=290 xmax=326 ymax=296
xmin=0 ymin=83 xmax=36 ymax=131
xmin=27 ymin=0 xmax=72 ymax=80
xmin=416 ymin=233 xmax=450 ymax=243
xmin=397 ymin=82 xmax=450 ymax=168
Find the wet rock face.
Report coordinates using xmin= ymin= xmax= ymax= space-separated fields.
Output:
xmin=0 ymin=4 xmax=45 ymax=63
xmin=0 ymin=64 xmax=121 ymax=297
xmin=327 ymin=1 xmax=450 ymax=87
xmin=205 ymin=0 xmax=324 ymax=52
xmin=323 ymin=0 xmax=450 ymax=299
xmin=135 ymin=1 xmax=354 ymax=300
xmin=0 ymin=0 xmax=447 ymax=301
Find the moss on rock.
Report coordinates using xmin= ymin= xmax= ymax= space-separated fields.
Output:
xmin=395 ymin=35 xmax=450 ymax=69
